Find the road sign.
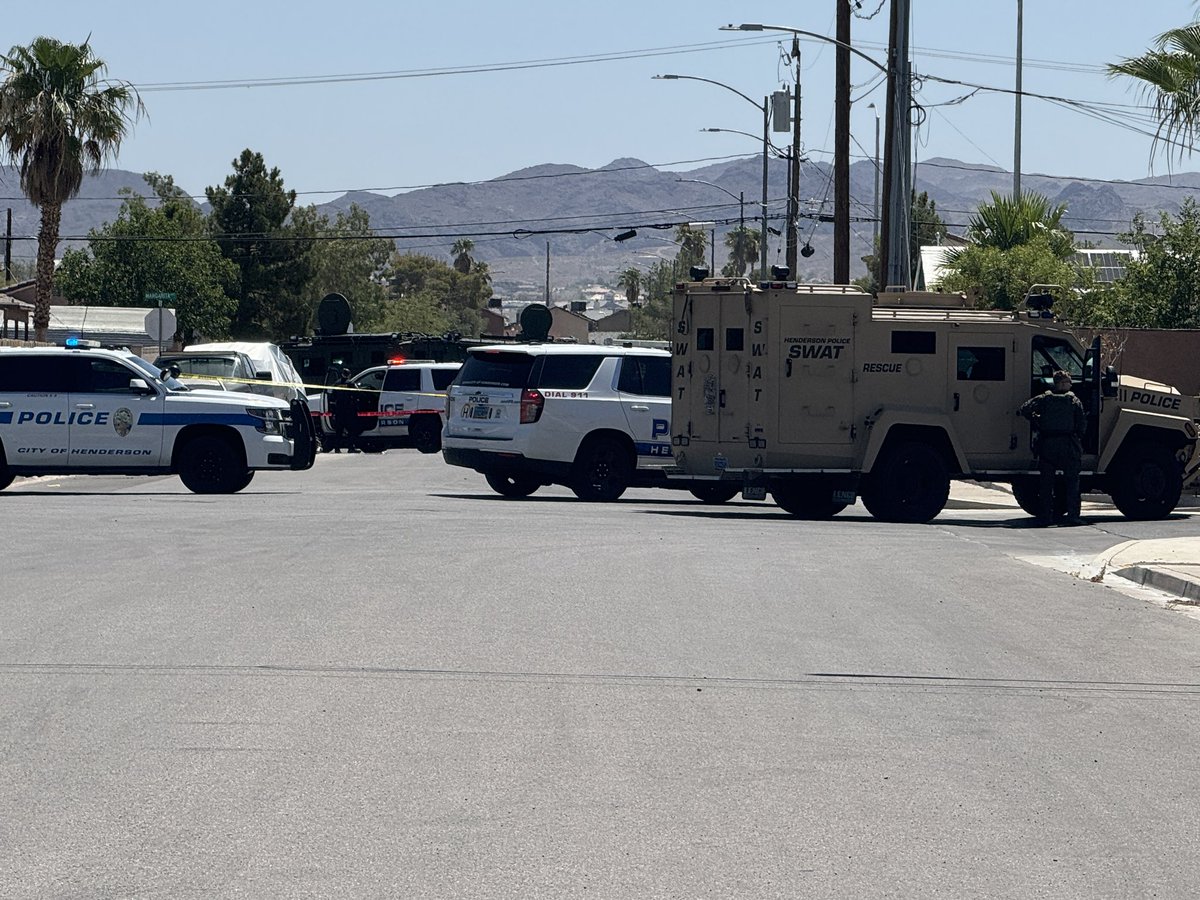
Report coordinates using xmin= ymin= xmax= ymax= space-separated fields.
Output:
xmin=145 ymin=292 xmax=176 ymax=303
xmin=144 ymin=308 xmax=177 ymax=343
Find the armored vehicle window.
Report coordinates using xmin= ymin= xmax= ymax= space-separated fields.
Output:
xmin=725 ymin=328 xmax=744 ymax=351
xmin=892 ymin=331 xmax=936 ymax=354
xmin=431 ymin=369 xmax=458 ymax=390
xmin=696 ymin=328 xmax=715 ymax=351
xmin=537 ymin=355 xmax=604 ymax=390
xmin=383 ymin=368 xmax=420 ymax=392
xmin=1032 ymin=335 xmax=1083 ymax=381
xmin=80 ymin=358 xmax=143 ymax=394
xmin=618 ymin=356 xmax=670 ymax=397
xmin=458 ymin=351 xmax=535 ymax=389
xmin=0 ymin=356 xmax=71 ymax=393
xmin=956 ymin=347 xmax=1006 ymax=381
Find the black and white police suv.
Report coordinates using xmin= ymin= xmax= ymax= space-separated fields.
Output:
xmin=442 ymin=344 xmax=727 ymax=501
xmin=0 ymin=342 xmax=317 ymax=493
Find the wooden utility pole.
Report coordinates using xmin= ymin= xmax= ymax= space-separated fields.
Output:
xmin=879 ymin=0 xmax=912 ymax=292
xmin=833 ymin=0 xmax=851 ymax=283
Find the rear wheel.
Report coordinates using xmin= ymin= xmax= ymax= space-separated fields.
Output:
xmin=410 ymin=416 xmax=442 ymax=454
xmin=771 ymin=482 xmax=848 ymax=519
xmin=689 ymin=484 xmax=740 ymax=504
xmin=1109 ymin=442 xmax=1182 ymax=520
xmin=485 ymin=472 xmax=541 ymax=498
xmin=860 ymin=441 xmax=949 ymax=523
xmin=572 ymin=437 xmax=631 ymax=502
xmin=178 ymin=435 xmax=250 ymax=494
xmin=1011 ymin=476 xmax=1067 ymax=519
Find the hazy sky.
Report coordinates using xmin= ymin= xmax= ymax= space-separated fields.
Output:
xmin=2 ymin=1 xmax=1196 ymax=202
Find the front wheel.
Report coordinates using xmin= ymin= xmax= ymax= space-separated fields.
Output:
xmin=689 ymin=484 xmax=740 ymax=504
xmin=860 ymin=441 xmax=950 ymax=523
xmin=571 ymin=437 xmax=631 ymax=502
xmin=485 ymin=472 xmax=541 ymax=498
xmin=410 ymin=416 xmax=442 ymax=454
xmin=178 ymin=435 xmax=250 ymax=494
xmin=1109 ymin=442 xmax=1182 ymax=520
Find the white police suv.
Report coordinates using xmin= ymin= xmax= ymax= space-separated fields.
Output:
xmin=0 ymin=342 xmax=316 ymax=493
xmin=442 ymin=344 xmax=684 ymax=501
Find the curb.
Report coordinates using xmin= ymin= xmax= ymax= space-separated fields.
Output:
xmin=1113 ymin=566 xmax=1200 ymax=605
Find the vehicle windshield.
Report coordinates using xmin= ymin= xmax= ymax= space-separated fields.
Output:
xmin=158 ymin=356 xmax=237 ymax=377
xmin=127 ymin=355 xmax=188 ymax=391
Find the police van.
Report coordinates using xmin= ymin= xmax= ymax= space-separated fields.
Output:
xmin=0 ymin=342 xmax=316 ymax=493
xmin=308 ymin=361 xmax=460 ymax=453
xmin=442 ymin=344 xmax=713 ymax=501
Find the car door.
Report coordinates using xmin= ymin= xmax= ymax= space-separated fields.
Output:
xmin=379 ymin=367 xmax=421 ymax=437
xmin=68 ymin=356 xmax=165 ymax=467
xmin=351 ymin=368 xmax=386 ymax=435
xmin=0 ymin=355 xmax=70 ymax=467
xmin=617 ymin=355 xmax=673 ymax=470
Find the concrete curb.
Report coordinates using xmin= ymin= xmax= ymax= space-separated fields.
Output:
xmin=1113 ymin=566 xmax=1200 ymax=605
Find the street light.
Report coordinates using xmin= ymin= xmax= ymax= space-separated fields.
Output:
xmin=654 ymin=73 xmax=770 ymax=279
xmin=867 ymin=102 xmax=880 ymax=248
xmin=677 ymin=179 xmax=746 ymax=275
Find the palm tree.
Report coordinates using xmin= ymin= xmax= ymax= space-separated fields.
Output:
xmin=966 ymin=191 xmax=1072 ymax=257
xmin=674 ymin=224 xmax=708 ymax=273
xmin=451 ymin=238 xmax=475 ymax=274
xmin=1109 ymin=22 xmax=1200 ymax=168
xmin=0 ymin=37 xmax=143 ymax=340
xmin=722 ymin=226 xmax=761 ymax=277
xmin=617 ymin=267 xmax=641 ymax=307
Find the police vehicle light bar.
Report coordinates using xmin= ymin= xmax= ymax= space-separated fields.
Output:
xmin=64 ymin=337 xmax=101 ymax=348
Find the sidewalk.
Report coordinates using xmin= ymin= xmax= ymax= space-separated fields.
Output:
xmin=948 ymin=480 xmax=1200 ymax=604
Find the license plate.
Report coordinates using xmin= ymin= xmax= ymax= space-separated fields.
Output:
xmin=463 ymin=404 xmax=497 ymax=420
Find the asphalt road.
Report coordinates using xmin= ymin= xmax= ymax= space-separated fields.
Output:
xmin=2 ymin=454 xmax=1199 ymax=899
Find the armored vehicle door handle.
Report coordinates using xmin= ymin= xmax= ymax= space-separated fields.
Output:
xmin=953 ymin=392 xmax=960 ymax=412
xmin=75 ymin=402 xmax=96 ymax=410
xmin=719 ymin=389 xmax=726 ymax=408
xmin=630 ymin=405 xmax=649 ymax=411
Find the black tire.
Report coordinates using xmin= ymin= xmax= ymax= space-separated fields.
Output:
xmin=771 ymin=483 xmax=848 ymax=519
xmin=571 ymin=436 xmax=632 ymax=502
xmin=689 ymin=484 xmax=740 ymax=504
xmin=410 ymin=416 xmax=442 ymax=454
xmin=485 ymin=472 xmax=541 ymax=498
xmin=177 ymin=435 xmax=250 ymax=494
xmin=1109 ymin=442 xmax=1182 ymax=520
xmin=1010 ymin=476 xmax=1068 ymax=519
xmin=0 ymin=448 xmax=11 ymax=491
xmin=358 ymin=438 xmax=386 ymax=454
xmin=860 ymin=440 xmax=950 ymax=523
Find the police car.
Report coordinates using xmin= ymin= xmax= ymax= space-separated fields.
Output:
xmin=309 ymin=360 xmax=460 ymax=453
xmin=0 ymin=342 xmax=316 ymax=493
xmin=443 ymin=344 xmax=731 ymax=501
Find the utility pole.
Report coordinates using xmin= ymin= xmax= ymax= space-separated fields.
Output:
xmin=4 ymin=209 xmax=11 ymax=285
xmin=833 ymin=0 xmax=851 ymax=284
xmin=544 ymin=241 xmax=550 ymax=304
xmin=1014 ymin=0 xmax=1023 ymax=198
xmin=879 ymin=0 xmax=912 ymax=292
xmin=786 ymin=39 xmax=802 ymax=276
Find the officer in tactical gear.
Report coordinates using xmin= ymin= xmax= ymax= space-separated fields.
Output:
xmin=1018 ymin=370 xmax=1087 ymax=526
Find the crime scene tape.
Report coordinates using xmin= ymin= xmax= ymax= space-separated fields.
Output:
xmin=173 ymin=372 xmax=446 ymax=400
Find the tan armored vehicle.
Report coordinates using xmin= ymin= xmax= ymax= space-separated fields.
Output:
xmin=669 ymin=272 xmax=1199 ymax=522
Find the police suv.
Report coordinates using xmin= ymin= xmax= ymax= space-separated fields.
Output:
xmin=0 ymin=342 xmax=316 ymax=493
xmin=442 ymin=344 xmax=735 ymax=502
xmin=308 ymin=361 xmax=460 ymax=453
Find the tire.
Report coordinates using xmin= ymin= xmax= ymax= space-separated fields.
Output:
xmin=0 ymin=448 xmax=11 ymax=491
xmin=485 ymin=472 xmax=541 ymax=498
xmin=689 ymin=484 xmax=740 ymax=504
xmin=771 ymin=482 xmax=848 ymax=519
xmin=571 ymin=437 xmax=632 ymax=502
xmin=410 ymin=416 xmax=442 ymax=454
xmin=359 ymin=438 xmax=386 ymax=454
xmin=1010 ymin=476 xmax=1068 ymax=520
xmin=1109 ymin=442 xmax=1182 ymax=520
xmin=860 ymin=441 xmax=950 ymax=523
xmin=177 ymin=435 xmax=250 ymax=494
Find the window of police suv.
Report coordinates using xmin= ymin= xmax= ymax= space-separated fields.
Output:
xmin=0 ymin=355 xmax=71 ymax=392
xmin=617 ymin=356 xmax=671 ymax=397
xmin=535 ymin=355 xmax=604 ymax=390
xmin=431 ymin=369 xmax=458 ymax=390
xmin=457 ymin=351 xmax=535 ymax=389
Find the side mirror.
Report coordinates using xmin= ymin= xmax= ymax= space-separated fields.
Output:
xmin=129 ymin=377 xmax=155 ymax=395
xmin=255 ymin=370 xmax=273 ymax=381
xmin=1102 ymin=365 xmax=1119 ymax=398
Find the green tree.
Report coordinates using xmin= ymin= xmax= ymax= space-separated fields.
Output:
xmin=55 ymin=173 xmax=238 ymax=341
xmin=966 ymin=191 xmax=1072 ymax=256
xmin=721 ymin=225 xmax=760 ymax=277
xmin=1109 ymin=21 xmax=1200 ymax=168
xmin=627 ymin=259 xmax=678 ymax=340
xmin=617 ymin=267 xmax=641 ymax=306
xmin=0 ymin=36 xmax=144 ymax=340
xmin=451 ymin=238 xmax=475 ymax=275
xmin=206 ymin=149 xmax=314 ymax=338
xmin=674 ymin=224 xmax=708 ymax=273
xmin=938 ymin=236 xmax=1083 ymax=311
xmin=858 ymin=191 xmax=947 ymax=293
xmin=290 ymin=203 xmax=394 ymax=333
xmin=383 ymin=252 xmax=491 ymax=336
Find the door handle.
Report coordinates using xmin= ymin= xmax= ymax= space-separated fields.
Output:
xmin=0 ymin=401 xmax=10 ymax=409
xmin=630 ymin=405 xmax=649 ymax=411
xmin=719 ymin=389 xmax=726 ymax=408
xmin=75 ymin=403 xmax=96 ymax=410
xmin=953 ymin=392 xmax=960 ymax=412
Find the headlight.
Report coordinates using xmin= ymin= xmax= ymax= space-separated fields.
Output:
xmin=247 ymin=407 xmax=284 ymax=434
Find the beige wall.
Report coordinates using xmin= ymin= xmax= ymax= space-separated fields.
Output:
xmin=1072 ymin=328 xmax=1200 ymax=397
xmin=549 ymin=307 xmax=589 ymax=343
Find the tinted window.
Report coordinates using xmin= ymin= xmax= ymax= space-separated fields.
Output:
xmin=159 ymin=356 xmax=238 ymax=377
xmin=383 ymin=368 xmax=420 ymax=391
xmin=617 ymin=357 xmax=670 ymax=397
xmin=0 ymin=356 xmax=71 ymax=392
xmin=892 ymin=331 xmax=936 ymax=354
xmin=355 ymin=370 xmax=387 ymax=392
xmin=431 ymin=369 xmax=459 ymax=390
xmin=458 ymin=351 xmax=536 ymax=388
xmin=726 ymin=328 xmax=744 ymax=351
xmin=957 ymin=347 xmax=1006 ymax=381
xmin=79 ymin=358 xmax=143 ymax=394
xmin=696 ymin=328 xmax=715 ymax=351
xmin=537 ymin=355 xmax=604 ymax=390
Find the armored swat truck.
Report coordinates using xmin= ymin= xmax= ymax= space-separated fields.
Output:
xmin=668 ymin=273 xmax=1199 ymax=523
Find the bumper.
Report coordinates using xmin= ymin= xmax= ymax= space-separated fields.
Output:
xmin=443 ymin=446 xmax=572 ymax=481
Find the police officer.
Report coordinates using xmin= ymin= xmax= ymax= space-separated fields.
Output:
xmin=1018 ymin=370 xmax=1086 ymax=526
xmin=330 ymin=368 xmax=360 ymax=453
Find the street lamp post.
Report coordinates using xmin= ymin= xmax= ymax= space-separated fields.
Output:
xmin=677 ymin=178 xmax=746 ymax=274
xmin=867 ymin=102 xmax=880 ymax=248
xmin=654 ymin=74 xmax=770 ymax=279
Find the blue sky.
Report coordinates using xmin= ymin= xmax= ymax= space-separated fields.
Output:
xmin=3 ymin=1 xmax=1198 ymax=200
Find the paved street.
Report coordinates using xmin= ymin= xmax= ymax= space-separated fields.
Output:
xmin=2 ymin=452 xmax=1200 ymax=898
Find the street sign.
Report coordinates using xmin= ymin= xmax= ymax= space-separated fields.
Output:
xmin=145 ymin=292 xmax=176 ymax=303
